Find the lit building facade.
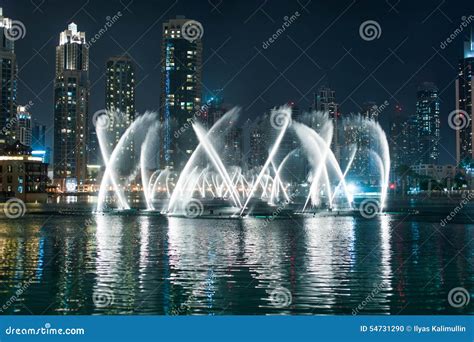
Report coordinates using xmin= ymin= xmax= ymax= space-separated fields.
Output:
xmin=0 ymin=142 xmax=48 ymax=202
xmin=415 ymin=82 xmax=440 ymax=165
xmin=314 ymin=86 xmax=339 ymax=159
xmin=456 ymin=34 xmax=474 ymax=166
xmin=53 ymin=23 xmax=89 ymax=189
xmin=15 ymin=105 xmax=32 ymax=147
xmin=410 ymin=164 xmax=456 ymax=182
xmin=105 ymin=55 xmax=136 ymax=173
xmin=32 ymin=122 xmax=50 ymax=164
xmin=0 ymin=8 xmax=18 ymax=149
xmin=159 ymin=16 xmax=203 ymax=171
xmin=248 ymin=116 xmax=268 ymax=169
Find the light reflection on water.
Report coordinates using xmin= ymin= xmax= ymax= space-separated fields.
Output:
xmin=0 ymin=214 xmax=472 ymax=315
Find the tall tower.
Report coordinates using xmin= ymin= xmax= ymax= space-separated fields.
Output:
xmin=105 ymin=55 xmax=135 ymax=172
xmin=159 ymin=16 xmax=203 ymax=172
xmin=0 ymin=8 xmax=18 ymax=149
xmin=415 ymin=82 xmax=440 ymax=165
xmin=389 ymin=104 xmax=410 ymax=171
xmin=53 ymin=23 xmax=89 ymax=189
xmin=314 ymin=86 xmax=339 ymax=159
xmin=456 ymin=32 xmax=474 ymax=166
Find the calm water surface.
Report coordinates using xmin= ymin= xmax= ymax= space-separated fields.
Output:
xmin=0 ymin=214 xmax=472 ymax=315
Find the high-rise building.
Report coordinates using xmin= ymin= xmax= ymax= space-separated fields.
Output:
xmin=407 ymin=113 xmax=419 ymax=164
xmin=456 ymin=33 xmax=474 ymax=165
xmin=0 ymin=8 xmax=18 ymax=148
xmin=53 ymin=23 xmax=89 ymax=189
xmin=32 ymin=121 xmax=50 ymax=164
xmin=314 ymin=86 xmax=339 ymax=159
xmin=388 ymin=104 xmax=410 ymax=171
xmin=32 ymin=121 xmax=46 ymax=150
xmin=105 ymin=55 xmax=136 ymax=172
xmin=248 ymin=116 xmax=267 ymax=169
xmin=15 ymin=105 xmax=32 ymax=147
xmin=105 ymin=55 xmax=135 ymax=145
xmin=159 ymin=16 xmax=203 ymax=171
xmin=206 ymin=92 xmax=224 ymax=128
xmin=415 ymin=82 xmax=440 ymax=165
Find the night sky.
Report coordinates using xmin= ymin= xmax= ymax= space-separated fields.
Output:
xmin=4 ymin=0 xmax=474 ymax=163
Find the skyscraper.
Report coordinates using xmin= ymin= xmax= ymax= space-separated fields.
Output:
xmin=415 ymin=82 xmax=440 ymax=165
xmin=15 ymin=105 xmax=31 ymax=147
xmin=248 ymin=116 xmax=267 ymax=169
xmin=159 ymin=16 xmax=203 ymax=171
xmin=105 ymin=55 xmax=136 ymax=172
xmin=389 ymin=104 xmax=410 ymax=170
xmin=205 ymin=94 xmax=241 ymax=166
xmin=456 ymin=33 xmax=474 ymax=165
xmin=32 ymin=121 xmax=50 ymax=164
xmin=0 ymin=8 xmax=18 ymax=149
xmin=53 ymin=23 xmax=89 ymax=189
xmin=32 ymin=121 xmax=46 ymax=149
xmin=314 ymin=86 xmax=339 ymax=160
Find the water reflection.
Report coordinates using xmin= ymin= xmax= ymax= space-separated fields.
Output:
xmin=0 ymin=214 xmax=472 ymax=315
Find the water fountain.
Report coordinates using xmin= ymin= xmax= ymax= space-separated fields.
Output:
xmin=96 ymin=105 xmax=390 ymax=218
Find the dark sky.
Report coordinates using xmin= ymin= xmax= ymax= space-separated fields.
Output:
xmin=4 ymin=0 xmax=473 ymax=163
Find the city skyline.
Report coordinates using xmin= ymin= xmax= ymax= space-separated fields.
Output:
xmin=1 ymin=1 xmax=473 ymax=166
